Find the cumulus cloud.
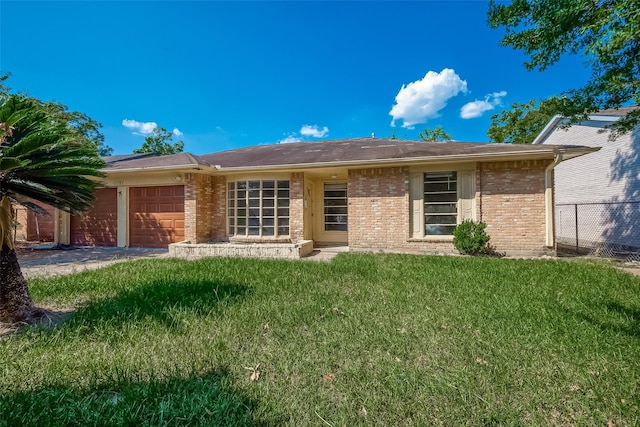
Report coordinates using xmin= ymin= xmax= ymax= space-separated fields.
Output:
xmin=278 ymin=124 xmax=329 ymax=143
xmin=279 ymin=135 xmax=303 ymax=144
xmin=122 ymin=119 xmax=158 ymax=135
xmin=300 ymin=124 xmax=329 ymax=138
xmin=460 ymin=91 xmax=507 ymax=119
xmin=389 ymin=69 xmax=468 ymax=128
xmin=172 ymin=127 xmax=183 ymax=137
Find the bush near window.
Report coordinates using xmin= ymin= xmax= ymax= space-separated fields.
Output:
xmin=453 ymin=220 xmax=491 ymax=255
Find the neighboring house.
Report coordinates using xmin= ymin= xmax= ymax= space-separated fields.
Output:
xmin=534 ymin=107 xmax=640 ymax=253
xmin=16 ymin=138 xmax=596 ymax=257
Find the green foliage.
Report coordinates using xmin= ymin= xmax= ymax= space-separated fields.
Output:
xmin=487 ymin=96 xmax=567 ymax=143
xmin=387 ymin=128 xmax=408 ymax=140
xmin=0 ymin=93 xmax=106 ymax=214
xmin=453 ymin=219 xmax=491 ymax=255
xmin=488 ymin=0 xmax=640 ymax=137
xmin=133 ymin=126 xmax=184 ymax=155
xmin=0 ymin=75 xmax=113 ymax=155
xmin=3 ymin=254 xmax=639 ymax=425
xmin=418 ymin=125 xmax=453 ymax=141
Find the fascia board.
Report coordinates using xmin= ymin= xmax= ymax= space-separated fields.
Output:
xmin=211 ymin=146 xmax=599 ymax=173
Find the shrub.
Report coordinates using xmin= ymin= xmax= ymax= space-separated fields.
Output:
xmin=453 ymin=220 xmax=491 ymax=255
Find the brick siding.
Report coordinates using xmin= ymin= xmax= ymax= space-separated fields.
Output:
xmin=477 ymin=160 xmax=550 ymax=255
xmin=347 ymin=162 xmax=551 ymax=256
xmin=348 ymin=167 xmax=409 ymax=250
xmin=182 ymin=161 xmax=552 ymax=256
xmin=184 ymin=173 xmax=222 ymax=243
xmin=290 ymin=173 xmax=305 ymax=242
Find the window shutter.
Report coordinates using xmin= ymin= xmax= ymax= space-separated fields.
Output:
xmin=458 ymin=170 xmax=475 ymax=221
xmin=409 ymin=172 xmax=423 ymax=238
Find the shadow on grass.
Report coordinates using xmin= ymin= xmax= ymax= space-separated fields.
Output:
xmin=0 ymin=369 xmax=264 ymax=427
xmin=573 ymin=300 xmax=640 ymax=339
xmin=72 ymin=278 xmax=250 ymax=329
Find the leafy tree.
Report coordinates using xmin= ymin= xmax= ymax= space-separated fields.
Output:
xmin=388 ymin=128 xmax=408 ymax=140
xmin=487 ymin=96 xmax=569 ymax=143
xmin=45 ymin=103 xmax=114 ymax=156
xmin=418 ymin=125 xmax=453 ymax=142
xmin=488 ymin=0 xmax=640 ymax=136
xmin=0 ymin=75 xmax=113 ymax=156
xmin=0 ymin=94 xmax=105 ymax=324
xmin=134 ymin=126 xmax=184 ymax=155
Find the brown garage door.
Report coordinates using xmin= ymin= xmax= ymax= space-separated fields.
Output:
xmin=27 ymin=202 xmax=55 ymax=242
xmin=70 ymin=188 xmax=118 ymax=247
xmin=129 ymin=185 xmax=185 ymax=248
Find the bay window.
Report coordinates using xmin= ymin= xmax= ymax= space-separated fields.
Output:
xmin=227 ymin=180 xmax=290 ymax=238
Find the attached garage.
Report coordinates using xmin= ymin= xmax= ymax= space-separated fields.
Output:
xmin=27 ymin=203 xmax=55 ymax=242
xmin=129 ymin=185 xmax=185 ymax=248
xmin=70 ymin=188 xmax=118 ymax=246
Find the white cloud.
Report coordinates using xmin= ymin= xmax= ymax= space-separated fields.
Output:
xmin=278 ymin=135 xmax=303 ymax=144
xmin=300 ymin=124 xmax=329 ymax=138
xmin=279 ymin=124 xmax=330 ymax=143
xmin=460 ymin=91 xmax=507 ymax=119
xmin=172 ymin=127 xmax=183 ymax=137
xmin=122 ymin=119 xmax=157 ymax=135
xmin=389 ymin=69 xmax=468 ymax=128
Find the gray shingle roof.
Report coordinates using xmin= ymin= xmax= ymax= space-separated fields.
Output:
xmin=101 ymin=138 xmax=596 ymax=172
xmin=199 ymin=138 xmax=593 ymax=169
xmin=103 ymin=152 xmax=209 ymax=172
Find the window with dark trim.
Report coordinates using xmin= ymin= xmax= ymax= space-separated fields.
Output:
xmin=424 ymin=172 xmax=457 ymax=236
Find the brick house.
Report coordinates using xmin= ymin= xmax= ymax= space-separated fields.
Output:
xmin=18 ymin=138 xmax=596 ymax=257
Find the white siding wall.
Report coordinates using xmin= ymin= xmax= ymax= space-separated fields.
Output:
xmin=540 ymin=120 xmax=635 ymax=204
xmin=539 ymin=120 xmax=639 ymax=250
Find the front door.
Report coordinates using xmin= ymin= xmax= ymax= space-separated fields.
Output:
xmin=315 ymin=181 xmax=348 ymax=244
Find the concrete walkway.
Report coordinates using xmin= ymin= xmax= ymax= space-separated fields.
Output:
xmin=18 ymin=246 xmax=169 ymax=279
xmin=17 ymin=244 xmax=347 ymax=279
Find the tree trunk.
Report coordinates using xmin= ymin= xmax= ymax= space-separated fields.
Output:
xmin=0 ymin=247 xmax=37 ymax=324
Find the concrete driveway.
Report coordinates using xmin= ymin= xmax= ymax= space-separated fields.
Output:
xmin=17 ymin=245 xmax=169 ymax=279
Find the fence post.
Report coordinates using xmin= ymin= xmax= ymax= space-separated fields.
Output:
xmin=574 ymin=204 xmax=579 ymax=254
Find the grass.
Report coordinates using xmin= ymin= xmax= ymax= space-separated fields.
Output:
xmin=1 ymin=253 xmax=639 ymax=426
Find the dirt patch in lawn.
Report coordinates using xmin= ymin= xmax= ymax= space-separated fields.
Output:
xmin=0 ymin=305 xmax=76 ymax=337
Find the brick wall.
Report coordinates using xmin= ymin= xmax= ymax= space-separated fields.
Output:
xmin=184 ymin=173 xmax=219 ymax=243
xmin=290 ymin=173 xmax=305 ymax=242
xmin=477 ymin=160 xmax=550 ymax=255
xmin=348 ymin=167 xmax=409 ymax=250
xmin=347 ymin=162 xmax=552 ymax=256
xmin=210 ymin=176 xmax=227 ymax=241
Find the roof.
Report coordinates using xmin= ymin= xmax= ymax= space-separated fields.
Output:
xmin=103 ymin=152 xmax=210 ymax=172
xmin=101 ymin=138 xmax=597 ymax=174
xmin=533 ymin=106 xmax=639 ymax=145
xmin=593 ymin=106 xmax=639 ymax=117
xmin=199 ymin=138 xmax=596 ymax=171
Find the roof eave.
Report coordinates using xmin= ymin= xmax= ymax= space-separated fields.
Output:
xmin=213 ymin=146 xmax=599 ymax=173
xmin=533 ymin=113 xmax=623 ymax=145
xmin=103 ymin=163 xmax=217 ymax=174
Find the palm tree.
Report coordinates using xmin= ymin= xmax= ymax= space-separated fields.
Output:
xmin=0 ymin=94 xmax=105 ymax=324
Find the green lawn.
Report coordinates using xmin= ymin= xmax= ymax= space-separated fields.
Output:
xmin=1 ymin=253 xmax=639 ymax=426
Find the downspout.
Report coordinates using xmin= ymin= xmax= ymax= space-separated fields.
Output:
xmin=544 ymin=153 xmax=563 ymax=248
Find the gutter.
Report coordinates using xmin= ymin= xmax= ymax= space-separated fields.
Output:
xmin=211 ymin=146 xmax=597 ymax=173
xmin=103 ymin=163 xmax=220 ymax=174
xmin=544 ymin=153 xmax=564 ymax=247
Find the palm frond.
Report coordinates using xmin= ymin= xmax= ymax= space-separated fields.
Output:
xmin=0 ymin=94 xmax=106 ymax=213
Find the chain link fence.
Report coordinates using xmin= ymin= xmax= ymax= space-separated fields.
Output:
xmin=556 ymin=202 xmax=640 ymax=261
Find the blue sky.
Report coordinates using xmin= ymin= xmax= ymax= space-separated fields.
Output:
xmin=1 ymin=1 xmax=592 ymax=155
